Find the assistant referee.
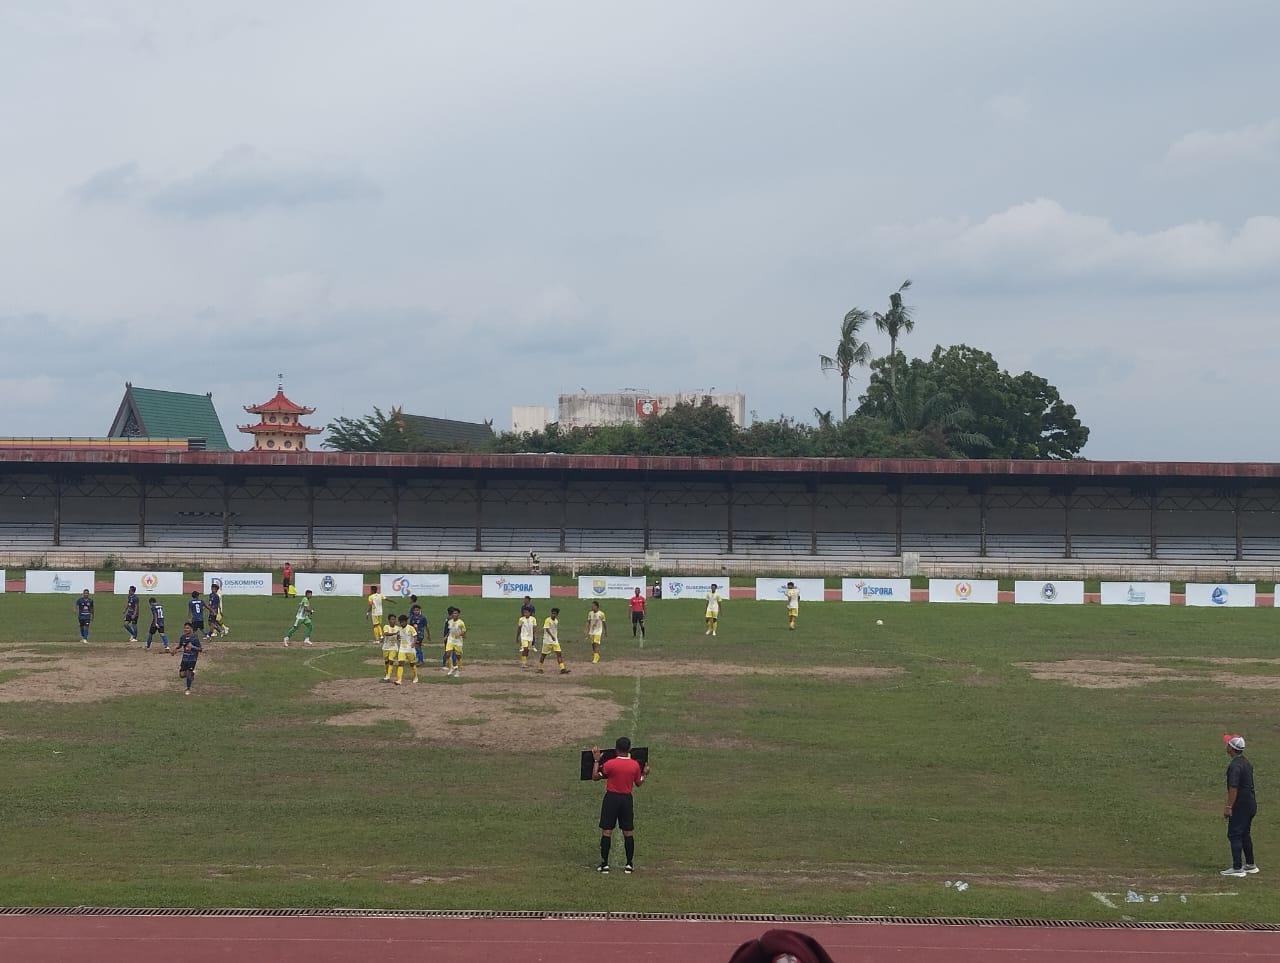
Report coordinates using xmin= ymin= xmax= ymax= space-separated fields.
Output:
xmin=592 ymin=736 xmax=650 ymax=874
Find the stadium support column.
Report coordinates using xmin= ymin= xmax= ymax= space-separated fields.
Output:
xmin=642 ymin=483 xmax=651 ymax=551
xmin=52 ymin=473 xmax=62 ymax=547
xmin=1063 ymin=488 xmax=1073 ymax=559
xmin=137 ymin=474 xmax=147 ymax=548
xmin=221 ymin=479 xmax=231 ymax=549
xmin=725 ymin=481 xmax=735 ymax=554
xmin=559 ymin=476 xmax=568 ymax=553
xmin=894 ymin=481 xmax=904 ymax=557
xmin=808 ymin=480 xmax=818 ymax=556
xmin=390 ymin=478 xmax=400 ymax=552
xmin=306 ymin=480 xmax=316 ymax=551
xmin=474 ymin=476 xmax=485 ymax=552
xmin=1234 ymin=490 xmax=1243 ymax=562
xmin=978 ymin=484 xmax=988 ymax=558
xmin=1148 ymin=488 xmax=1158 ymax=561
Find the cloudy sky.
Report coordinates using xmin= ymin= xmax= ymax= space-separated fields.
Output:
xmin=1 ymin=1 xmax=1276 ymax=460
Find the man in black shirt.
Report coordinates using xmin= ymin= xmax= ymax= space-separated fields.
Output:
xmin=1221 ymin=734 xmax=1258 ymax=877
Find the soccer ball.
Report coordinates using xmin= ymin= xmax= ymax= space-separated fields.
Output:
xmin=875 ymin=619 xmax=884 ymax=626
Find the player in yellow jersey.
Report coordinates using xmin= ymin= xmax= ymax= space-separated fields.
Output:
xmin=516 ymin=605 xmax=538 ymax=668
xmin=785 ymin=581 xmax=800 ymax=630
xmin=584 ymin=601 xmax=607 ymax=664
xmin=367 ymin=585 xmax=384 ymax=643
xmin=395 ymin=613 xmax=418 ymax=684
xmin=444 ymin=608 xmax=467 ymax=677
xmin=704 ymin=584 xmax=722 ymax=636
xmin=537 ymin=607 xmax=570 ymax=675
xmin=381 ymin=618 xmax=400 ymax=682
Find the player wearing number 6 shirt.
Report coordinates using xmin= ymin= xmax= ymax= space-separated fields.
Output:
xmin=592 ymin=736 xmax=650 ymax=874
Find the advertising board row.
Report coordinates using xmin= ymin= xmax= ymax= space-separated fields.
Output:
xmin=1 ymin=571 xmax=1273 ymax=607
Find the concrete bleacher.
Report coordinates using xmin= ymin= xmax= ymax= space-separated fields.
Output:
xmin=0 ymin=522 xmax=56 ymax=548
xmin=986 ymin=533 xmax=1066 ymax=558
xmin=58 ymin=523 xmax=137 ymax=549
xmin=478 ymin=527 xmax=561 ymax=553
xmin=313 ymin=525 xmax=393 ymax=550
xmin=229 ymin=524 xmax=310 ymax=552
xmin=816 ymin=531 xmax=897 ymax=559
xmin=649 ymin=528 xmax=728 ymax=557
xmin=735 ymin=530 xmax=809 ymax=558
xmin=1154 ymin=535 xmax=1237 ymax=561
xmin=564 ymin=528 xmax=645 ymax=554
xmin=396 ymin=527 xmax=476 ymax=553
xmin=901 ymin=532 xmax=981 ymax=558
xmin=1242 ymin=536 xmax=1280 ymax=561
xmin=145 ymin=523 xmax=225 ymax=550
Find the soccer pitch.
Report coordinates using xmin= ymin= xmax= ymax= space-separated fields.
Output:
xmin=0 ymin=592 xmax=1272 ymax=922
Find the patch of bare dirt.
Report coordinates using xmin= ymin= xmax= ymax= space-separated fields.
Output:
xmin=1207 ymin=672 xmax=1280 ymax=689
xmin=1013 ymin=660 xmax=1186 ymax=689
xmin=0 ymin=646 xmax=201 ymax=703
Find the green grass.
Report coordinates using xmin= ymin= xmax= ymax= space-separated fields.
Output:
xmin=0 ymin=592 xmax=1273 ymax=920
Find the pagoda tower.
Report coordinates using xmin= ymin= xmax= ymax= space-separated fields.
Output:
xmin=238 ymin=381 xmax=321 ymax=451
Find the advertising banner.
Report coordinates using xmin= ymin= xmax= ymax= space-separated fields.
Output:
xmin=928 ymin=578 xmax=999 ymax=603
xmin=294 ymin=573 xmax=366 ymax=597
xmin=0 ymin=569 xmax=5 ymax=593
xmin=1013 ymin=580 xmax=1086 ymax=605
xmin=1099 ymin=582 xmax=1171 ymax=606
xmin=841 ymin=578 xmax=913 ymax=602
xmin=661 ymin=577 xmax=730 ymax=600
xmin=25 ymin=570 xmax=95 ymax=594
xmin=482 ymin=574 xmax=552 ymax=599
xmin=577 ymin=576 xmax=647 ymax=599
xmin=381 ymin=573 xmax=450 ymax=598
xmin=754 ymin=577 xmax=827 ymax=602
xmin=203 ymin=572 xmax=273 ymax=596
xmin=113 ymin=571 xmax=184 ymax=596
xmin=1185 ymin=583 xmax=1256 ymax=608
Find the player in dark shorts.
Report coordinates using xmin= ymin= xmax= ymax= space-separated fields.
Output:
xmin=628 ymin=588 xmax=646 ymax=638
xmin=591 ymin=736 xmax=651 ymax=874
xmin=147 ymin=598 xmax=171 ymax=652
xmin=176 ymin=623 xmax=203 ymax=695
xmin=75 ymin=589 xmax=94 ymax=644
xmin=122 ymin=586 xmax=140 ymax=644
xmin=187 ymin=590 xmax=206 ymax=636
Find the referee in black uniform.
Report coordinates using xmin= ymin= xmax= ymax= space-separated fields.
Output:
xmin=1221 ymin=734 xmax=1259 ymax=877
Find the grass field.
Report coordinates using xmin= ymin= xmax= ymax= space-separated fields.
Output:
xmin=0 ymin=591 xmax=1273 ymax=921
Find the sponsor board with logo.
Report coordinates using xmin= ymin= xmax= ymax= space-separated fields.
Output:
xmin=294 ymin=573 xmax=365 ymax=597
xmin=1099 ymin=582 xmax=1171 ymax=606
xmin=1185 ymin=583 xmax=1256 ymax=608
xmin=482 ymin=574 xmax=552 ymax=599
xmin=928 ymin=579 xmax=999 ymax=603
xmin=661 ymin=577 xmax=731 ymax=600
xmin=754 ymin=577 xmax=827 ymax=602
xmin=380 ymin=574 xmax=450 ymax=598
xmin=1013 ymin=580 xmax=1085 ymax=605
xmin=25 ymin=570 xmax=96 ymax=594
xmin=577 ymin=576 xmax=647 ymax=599
xmin=203 ymin=572 xmax=273 ymax=596
xmin=112 ymin=571 xmax=183 ymax=595
xmin=841 ymin=578 xmax=912 ymax=602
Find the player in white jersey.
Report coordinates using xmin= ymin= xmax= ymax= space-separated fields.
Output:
xmin=704 ymin=584 xmax=722 ymax=636
xmin=584 ymin=601 xmax=607 ymax=664
xmin=395 ymin=613 xmax=418 ymax=684
xmin=381 ymin=619 xmax=401 ymax=682
xmin=785 ymin=581 xmax=800 ymax=630
xmin=516 ymin=606 xmax=538 ymax=668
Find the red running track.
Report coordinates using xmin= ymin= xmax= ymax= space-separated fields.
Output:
xmin=1 ymin=915 xmax=1278 ymax=963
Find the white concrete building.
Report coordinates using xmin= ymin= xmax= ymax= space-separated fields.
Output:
xmin=511 ymin=405 xmax=553 ymax=435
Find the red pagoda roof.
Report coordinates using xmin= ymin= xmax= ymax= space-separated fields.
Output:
xmin=243 ymin=389 xmax=315 ymax=415
xmin=236 ymin=422 xmax=322 ymax=435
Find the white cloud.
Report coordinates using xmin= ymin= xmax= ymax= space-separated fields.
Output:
xmin=880 ymin=199 xmax=1280 ymax=288
xmin=1163 ymin=118 xmax=1280 ymax=171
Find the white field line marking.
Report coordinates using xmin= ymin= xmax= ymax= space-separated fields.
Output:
xmin=303 ymin=646 xmax=362 ymax=676
xmin=1091 ymin=892 xmax=1118 ymax=909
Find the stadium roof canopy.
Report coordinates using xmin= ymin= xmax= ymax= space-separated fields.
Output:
xmin=108 ymin=384 xmax=231 ymax=451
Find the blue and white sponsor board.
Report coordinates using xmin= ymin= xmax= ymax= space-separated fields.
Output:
xmin=841 ymin=578 xmax=912 ymax=602
xmin=483 ymin=574 xmax=552 ymax=599
xmin=578 ymin=576 xmax=647 ymax=599
xmin=1013 ymin=580 xmax=1085 ymax=605
xmin=0 ymin=569 xmax=5 ymax=593
xmin=754 ymin=577 xmax=826 ymax=602
xmin=25 ymin=570 xmax=95 ymax=594
xmin=381 ymin=573 xmax=450 ymax=598
xmin=203 ymin=572 xmax=273 ymax=596
xmin=1099 ymin=582 xmax=1171 ymax=606
xmin=928 ymin=578 xmax=999 ymax=603
xmin=661 ymin=577 xmax=730 ymax=600
xmin=1185 ymin=583 xmax=1256 ymax=608
xmin=295 ymin=573 xmax=365 ymax=597
xmin=113 ymin=571 xmax=184 ymax=596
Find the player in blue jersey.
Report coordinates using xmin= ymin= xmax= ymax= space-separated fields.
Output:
xmin=176 ymin=623 xmax=203 ymax=695
xmin=147 ymin=598 xmax=171 ymax=652
xmin=75 ymin=589 xmax=94 ymax=643
xmin=122 ymin=586 xmax=140 ymax=643
xmin=205 ymin=581 xmax=229 ymax=639
xmin=187 ymin=590 xmax=206 ymax=636
xmin=409 ymin=604 xmax=429 ymax=666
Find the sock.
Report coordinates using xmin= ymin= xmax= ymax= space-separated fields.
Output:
xmin=442 ymin=650 xmax=449 ymax=667
xmin=640 ymin=625 xmax=645 ymax=638
xmin=409 ymin=665 xmax=418 ymax=681
xmin=454 ymin=655 xmax=462 ymax=670
xmin=395 ymin=665 xmax=403 ymax=682
xmin=384 ymin=661 xmax=392 ymax=678
xmin=161 ymin=634 xmax=169 ymax=646
xmin=520 ymin=652 xmax=527 ymax=665
xmin=624 ymin=836 xmax=635 ymax=865
xmin=600 ymin=836 xmax=611 ymax=864
xmin=185 ymin=673 xmax=193 ymax=691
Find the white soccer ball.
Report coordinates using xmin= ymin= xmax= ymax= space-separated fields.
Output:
xmin=876 ymin=619 xmax=884 ymax=626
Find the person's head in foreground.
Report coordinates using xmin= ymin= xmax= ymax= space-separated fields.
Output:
xmin=727 ymin=929 xmax=835 ymax=963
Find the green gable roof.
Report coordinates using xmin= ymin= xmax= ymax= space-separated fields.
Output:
xmin=400 ymin=413 xmax=495 ymax=448
xmin=109 ymin=385 xmax=232 ymax=451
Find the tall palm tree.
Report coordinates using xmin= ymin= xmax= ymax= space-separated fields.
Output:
xmin=873 ymin=279 xmax=914 ymax=394
xmin=819 ymin=308 xmax=873 ymax=421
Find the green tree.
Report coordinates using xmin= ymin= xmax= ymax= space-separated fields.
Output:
xmin=323 ymin=406 xmax=429 ymax=452
xmin=638 ymin=399 xmax=736 ymax=456
xmin=873 ymin=279 xmax=914 ymax=396
xmin=819 ymin=307 xmax=873 ymax=421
